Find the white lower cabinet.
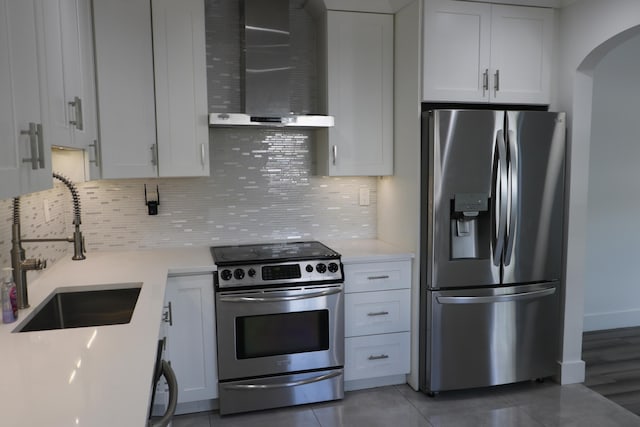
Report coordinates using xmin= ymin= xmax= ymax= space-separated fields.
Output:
xmin=345 ymin=289 xmax=411 ymax=337
xmin=157 ymin=273 xmax=217 ymax=413
xmin=345 ymin=332 xmax=410 ymax=381
xmin=343 ymin=259 xmax=412 ymax=390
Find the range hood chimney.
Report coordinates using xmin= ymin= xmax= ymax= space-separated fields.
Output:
xmin=209 ymin=0 xmax=334 ymax=129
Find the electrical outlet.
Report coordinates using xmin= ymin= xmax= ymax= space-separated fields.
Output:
xmin=359 ymin=188 xmax=370 ymax=206
xmin=43 ymin=199 xmax=52 ymax=222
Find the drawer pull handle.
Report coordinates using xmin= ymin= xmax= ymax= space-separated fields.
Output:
xmin=367 ymin=275 xmax=390 ymax=280
xmin=367 ymin=311 xmax=389 ymax=317
xmin=368 ymin=354 xmax=389 ymax=361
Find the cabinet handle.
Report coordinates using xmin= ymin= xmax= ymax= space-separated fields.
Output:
xmin=332 ymin=145 xmax=337 ymax=166
xmin=68 ymin=96 xmax=84 ymax=130
xmin=482 ymin=69 xmax=489 ymax=96
xmin=200 ymin=143 xmax=206 ymax=167
xmin=151 ymin=144 xmax=158 ymax=166
xmin=163 ymin=301 xmax=173 ymax=326
xmin=36 ymin=123 xmax=45 ymax=169
xmin=367 ymin=275 xmax=390 ymax=281
xmin=368 ymin=354 xmax=389 ymax=361
xmin=494 ymin=69 xmax=500 ymax=96
xmin=89 ymin=140 xmax=101 ymax=167
xmin=367 ymin=311 xmax=389 ymax=317
xmin=21 ymin=122 xmax=39 ymax=170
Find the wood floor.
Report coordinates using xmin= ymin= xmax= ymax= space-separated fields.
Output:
xmin=583 ymin=326 xmax=640 ymax=416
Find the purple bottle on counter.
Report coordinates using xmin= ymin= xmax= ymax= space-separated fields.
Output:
xmin=2 ymin=267 xmax=16 ymax=324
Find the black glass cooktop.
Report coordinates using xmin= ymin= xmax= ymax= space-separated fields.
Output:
xmin=211 ymin=241 xmax=340 ymax=266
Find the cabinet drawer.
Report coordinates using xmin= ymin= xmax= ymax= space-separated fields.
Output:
xmin=344 ymin=260 xmax=411 ymax=293
xmin=345 ymin=332 xmax=410 ymax=381
xmin=345 ymin=289 xmax=410 ymax=337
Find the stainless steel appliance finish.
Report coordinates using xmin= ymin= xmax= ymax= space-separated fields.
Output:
xmin=212 ymin=241 xmax=344 ymax=415
xmin=419 ymin=109 xmax=566 ymax=394
xmin=218 ymin=368 xmax=343 ymax=415
xmin=208 ymin=0 xmax=334 ymax=129
xmin=427 ymin=282 xmax=559 ymax=392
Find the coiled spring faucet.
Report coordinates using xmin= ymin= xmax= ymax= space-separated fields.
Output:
xmin=10 ymin=173 xmax=86 ymax=308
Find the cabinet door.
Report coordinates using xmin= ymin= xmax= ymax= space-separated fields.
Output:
xmin=0 ymin=0 xmax=51 ymax=199
xmin=40 ymin=0 xmax=74 ymax=149
xmin=490 ymin=5 xmax=552 ymax=105
xmin=93 ymin=0 xmax=157 ymax=178
xmin=152 ymin=0 xmax=209 ymax=177
xmin=164 ymin=274 xmax=217 ymax=403
xmin=322 ymin=11 xmax=393 ymax=176
xmin=0 ymin=0 xmax=24 ymax=198
xmin=39 ymin=0 xmax=97 ymax=153
xmin=422 ymin=0 xmax=491 ymax=103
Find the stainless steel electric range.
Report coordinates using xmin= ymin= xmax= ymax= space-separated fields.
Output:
xmin=211 ymin=241 xmax=344 ymax=415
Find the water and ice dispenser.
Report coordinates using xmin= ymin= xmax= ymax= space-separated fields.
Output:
xmin=450 ymin=193 xmax=490 ymax=259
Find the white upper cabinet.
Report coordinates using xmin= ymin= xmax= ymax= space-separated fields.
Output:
xmin=423 ymin=0 xmax=491 ymax=103
xmin=92 ymin=0 xmax=209 ymax=179
xmin=39 ymin=0 xmax=97 ymax=154
xmin=93 ymin=0 xmax=157 ymax=179
xmin=489 ymin=4 xmax=552 ymax=104
xmin=423 ymin=0 xmax=553 ymax=105
xmin=0 ymin=0 xmax=52 ymax=200
xmin=317 ymin=10 xmax=394 ymax=176
xmin=152 ymin=0 xmax=209 ymax=177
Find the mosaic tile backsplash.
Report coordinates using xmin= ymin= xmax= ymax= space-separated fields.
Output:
xmin=0 ymin=129 xmax=377 ymax=269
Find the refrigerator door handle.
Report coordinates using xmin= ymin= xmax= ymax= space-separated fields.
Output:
xmin=492 ymin=130 xmax=508 ymax=266
xmin=504 ymin=129 xmax=519 ymax=266
xmin=436 ymin=287 xmax=556 ymax=305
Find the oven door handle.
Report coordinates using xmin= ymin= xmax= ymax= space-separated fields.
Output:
xmin=218 ymin=287 xmax=342 ymax=302
xmin=221 ymin=370 xmax=343 ymax=390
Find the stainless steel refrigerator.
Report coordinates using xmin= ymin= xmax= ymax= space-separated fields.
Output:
xmin=419 ymin=109 xmax=566 ymax=394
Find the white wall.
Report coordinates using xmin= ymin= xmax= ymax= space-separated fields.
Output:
xmin=377 ymin=0 xmax=422 ymax=389
xmin=556 ymin=0 xmax=640 ymax=383
xmin=583 ymin=35 xmax=640 ymax=331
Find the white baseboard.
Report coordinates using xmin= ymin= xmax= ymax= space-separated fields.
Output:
xmin=556 ymin=359 xmax=585 ymax=385
xmin=345 ymin=374 xmax=407 ymax=391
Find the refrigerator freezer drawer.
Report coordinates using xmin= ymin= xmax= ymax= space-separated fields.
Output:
xmin=425 ymin=282 xmax=560 ymax=393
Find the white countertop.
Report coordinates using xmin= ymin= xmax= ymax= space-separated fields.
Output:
xmin=0 ymin=247 xmax=215 ymax=427
xmin=0 ymin=240 xmax=412 ymax=427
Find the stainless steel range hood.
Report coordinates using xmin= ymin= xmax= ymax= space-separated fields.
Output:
xmin=209 ymin=0 xmax=333 ymax=129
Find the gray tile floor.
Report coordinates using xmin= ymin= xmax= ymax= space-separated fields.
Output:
xmin=171 ymin=381 xmax=640 ymax=426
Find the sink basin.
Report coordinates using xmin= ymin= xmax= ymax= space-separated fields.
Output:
xmin=15 ymin=283 xmax=142 ymax=333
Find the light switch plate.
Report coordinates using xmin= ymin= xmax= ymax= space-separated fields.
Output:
xmin=359 ymin=188 xmax=370 ymax=206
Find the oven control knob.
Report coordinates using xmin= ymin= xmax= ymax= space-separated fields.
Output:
xmin=220 ymin=269 xmax=233 ymax=281
xmin=247 ymin=268 xmax=256 ymax=277
xmin=305 ymin=264 xmax=314 ymax=273
xmin=328 ymin=262 xmax=339 ymax=273
xmin=316 ymin=263 xmax=327 ymax=274
xmin=233 ymin=268 xmax=245 ymax=280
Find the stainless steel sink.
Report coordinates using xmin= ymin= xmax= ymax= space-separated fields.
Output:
xmin=14 ymin=283 xmax=142 ymax=332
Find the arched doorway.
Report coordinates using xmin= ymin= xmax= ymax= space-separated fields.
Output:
xmin=560 ymin=18 xmax=640 ymax=385
xmin=583 ymin=32 xmax=640 ymax=332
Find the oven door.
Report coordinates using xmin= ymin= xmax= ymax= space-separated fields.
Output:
xmin=215 ymin=284 xmax=344 ymax=381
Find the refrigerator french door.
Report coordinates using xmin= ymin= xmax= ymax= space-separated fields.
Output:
xmin=419 ymin=109 xmax=566 ymax=393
